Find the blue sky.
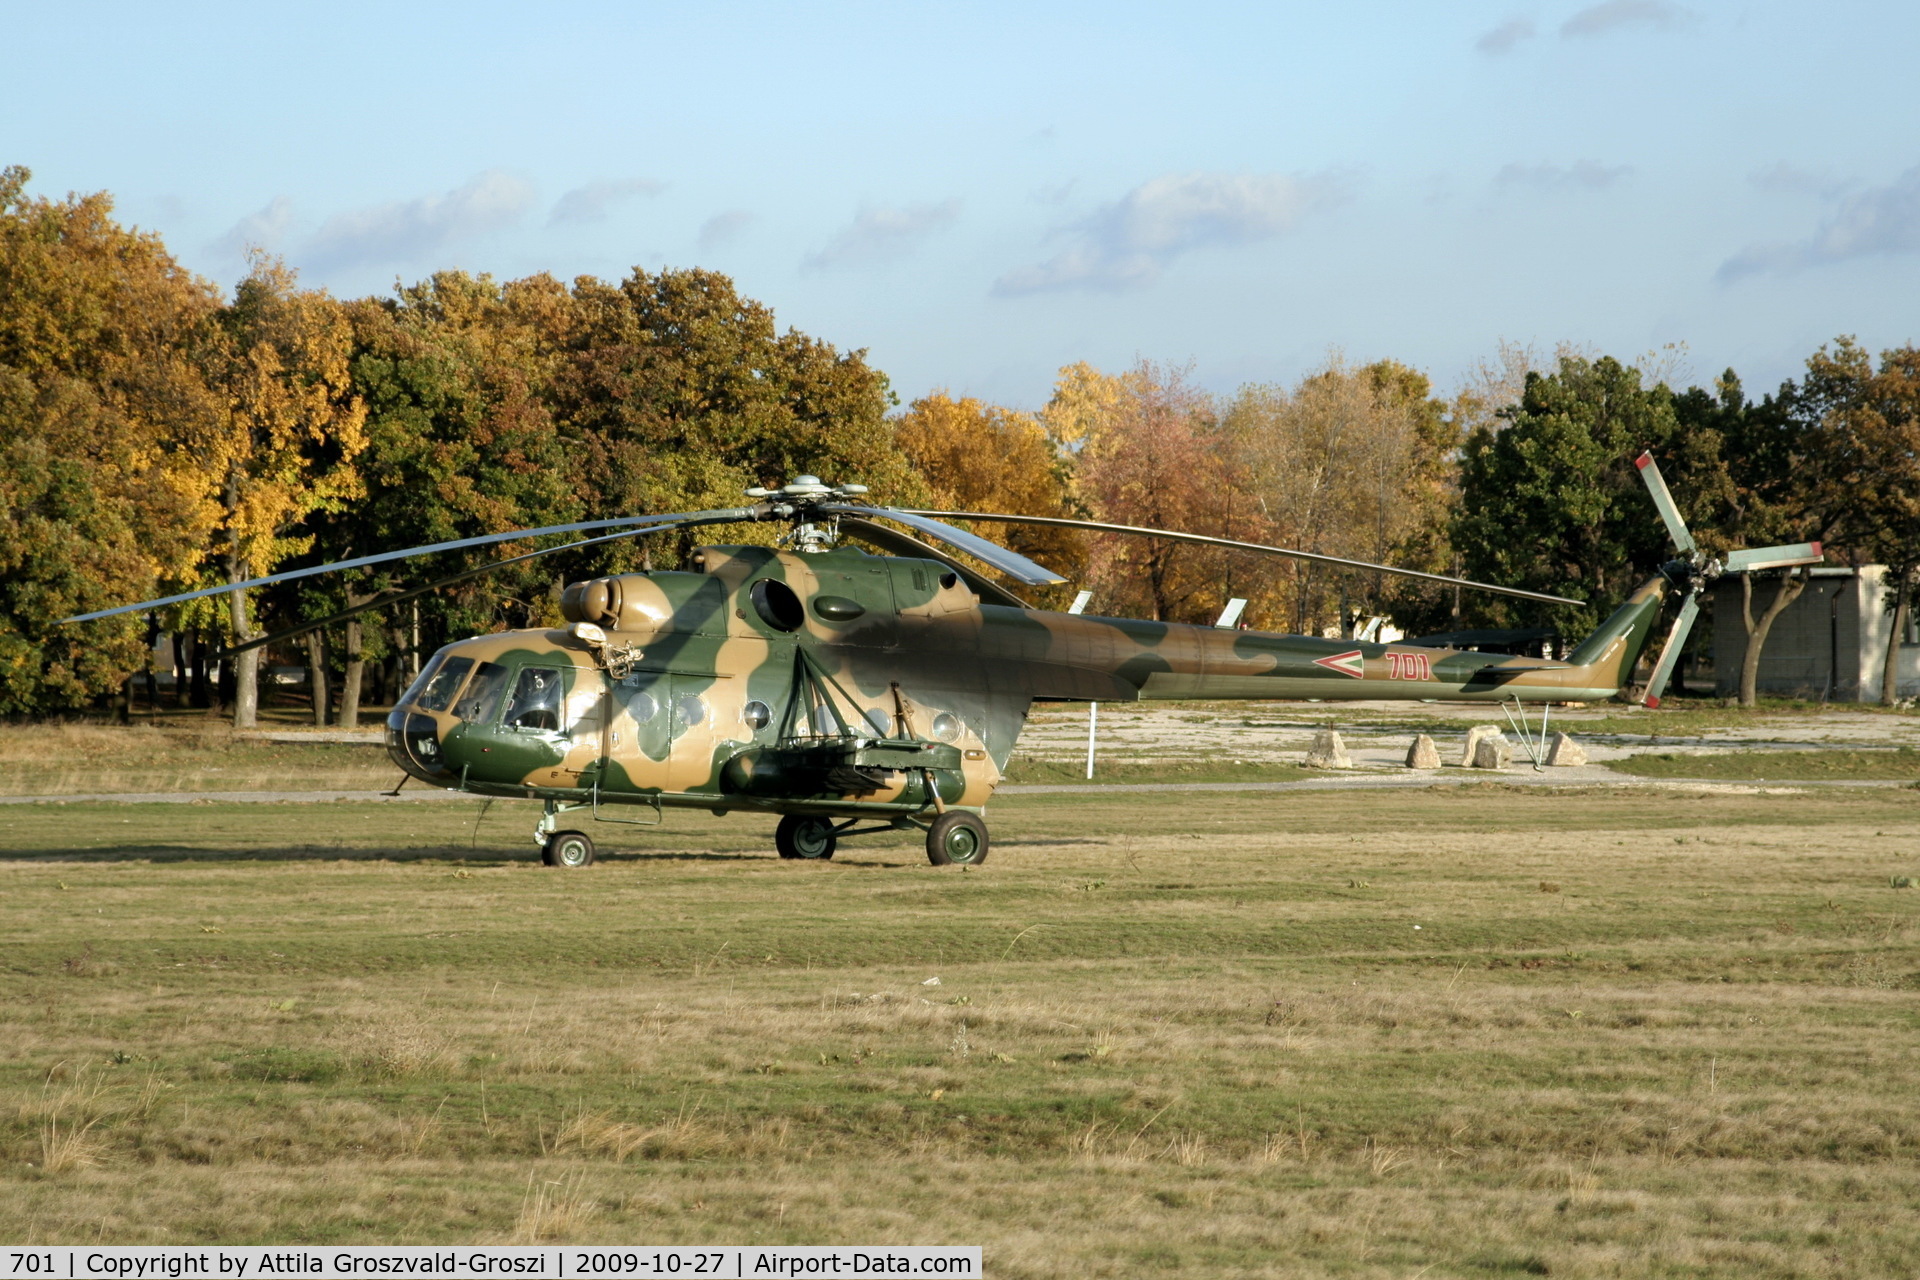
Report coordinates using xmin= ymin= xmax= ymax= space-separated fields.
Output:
xmin=9 ymin=0 xmax=1919 ymax=409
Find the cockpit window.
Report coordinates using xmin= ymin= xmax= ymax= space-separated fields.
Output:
xmin=413 ymin=656 xmax=473 ymax=712
xmin=396 ymin=655 xmax=445 ymax=709
xmin=504 ymin=666 xmax=567 ymax=731
xmin=452 ymin=661 xmax=510 ymax=724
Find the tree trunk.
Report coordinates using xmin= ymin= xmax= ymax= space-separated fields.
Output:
xmin=173 ymin=627 xmax=191 ymax=708
xmin=339 ymin=592 xmax=372 ymax=729
xmin=188 ymin=627 xmax=212 ymax=709
xmin=143 ymin=613 xmax=161 ymax=716
xmin=1739 ymin=570 xmax=1809 ymax=707
xmin=306 ymin=630 xmax=330 ymax=727
xmin=228 ymin=583 xmax=258 ymax=727
xmin=1882 ymin=565 xmax=1913 ymax=706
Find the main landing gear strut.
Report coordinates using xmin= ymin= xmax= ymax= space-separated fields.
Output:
xmin=773 ymin=811 xmax=991 ymax=866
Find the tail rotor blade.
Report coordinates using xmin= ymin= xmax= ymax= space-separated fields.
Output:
xmin=1634 ymin=451 xmax=1697 ymax=555
xmin=1641 ymin=592 xmax=1701 ymax=709
xmin=1724 ymin=542 xmax=1823 ymax=572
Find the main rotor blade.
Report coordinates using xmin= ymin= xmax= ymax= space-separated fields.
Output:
xmin=1633 ymin=451 xmax=1696 ymax=555
xmin=836 ymin=517 xmax=1031 ymax=608
xmin=1641 ymin=592 xmax=1700 ymax=709
xmin=1723 ymin=541 xmax=1824 ymax=572
xmin=824 ymin=505 xmax=1069 ymax=587
xmin=59 ymin=505 xmax=769 ymax=626
xmin=214 ymin=520 xmax=704 ymax=660
xmin=900 ymin=510 xmax=1584 ymax=607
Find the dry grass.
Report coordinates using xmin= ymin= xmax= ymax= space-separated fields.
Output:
xmin=0 ymin=723 xmax=397 ymax=795
xmin=0 ymin=759 xmax=1917 ymax=1273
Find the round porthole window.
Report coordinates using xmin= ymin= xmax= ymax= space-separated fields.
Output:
xmin=750 ymin=578 xmax=805 ymax=631
xmin=624 ymin=690 xmax=659 ymax=723
xmin=931 ymin=711 xmax=962 ymax=743
xmin=676 ymin=694 xmax=707 ymax=727
xmin=742 ymin=699 xmax=772 ymax=731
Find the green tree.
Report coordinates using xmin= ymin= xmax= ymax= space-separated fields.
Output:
xmin=1780 ymin=340 xmax=1920 ymax=704
xmin=300 ymin=274 xmax=580 ymax=726
xmin=546 ymin=267 xmax=923 ymax=570
xmin=1452 ymin=355 xmax=1722 ymax=646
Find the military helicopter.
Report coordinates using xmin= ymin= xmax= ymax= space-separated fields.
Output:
xmin=65 ymin=453 xmax=1819 ymax=868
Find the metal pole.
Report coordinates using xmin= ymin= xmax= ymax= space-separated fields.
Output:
xmin=1085 ymin=703 xmax=1098 ymax=779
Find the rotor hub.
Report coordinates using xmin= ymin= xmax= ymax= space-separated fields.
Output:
xmin=744 ymin=478 xmax=871 ymax=551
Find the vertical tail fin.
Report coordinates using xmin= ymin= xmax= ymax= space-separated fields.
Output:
xmin=1561 ymin=578 xmax=1667 ymax=696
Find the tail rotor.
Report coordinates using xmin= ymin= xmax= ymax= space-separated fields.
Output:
xmin=1633 ymin=451 xmax=1823 ymax=708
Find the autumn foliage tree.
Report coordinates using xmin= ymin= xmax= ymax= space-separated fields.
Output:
xmin=891 ymin=391 xmax=1086 ymax=600
xmin=0 ymin=165 xmax=222 ymax=714
xmin=1062 ymin=361 xmax=1232 ymax=623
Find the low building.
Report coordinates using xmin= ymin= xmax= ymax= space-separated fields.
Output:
xmin=1709 ymin=565 xmax=1919 ymax=702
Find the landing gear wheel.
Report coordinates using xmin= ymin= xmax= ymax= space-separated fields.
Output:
xmin=775 ymin=815 xmax=837 ymax=860
xmin=541 ymin=829 xmax=595 ymax=868
xmin=925 ymin=812 xmax=989 ymax=866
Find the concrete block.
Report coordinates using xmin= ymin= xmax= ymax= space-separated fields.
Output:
xmin=1472 ymin=733 xmax=1513 ymax=770
xmin=1460 ymin=724 xmax=1503 ymax=767
xmin=1405 ymin=734 xmax=1441 ymax=769
xmin=1305 ymin=727 xmax=1353 ymax=769
xmin=1545 ymin=731 xmax=1587 ymax=767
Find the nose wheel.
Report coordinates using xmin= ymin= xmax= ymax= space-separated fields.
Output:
xmin=925 ymin=811 xmax=989 ymax=865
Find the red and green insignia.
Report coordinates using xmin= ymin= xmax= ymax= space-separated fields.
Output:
xmin=1312 ymin=649 xmax=1366 ymax=679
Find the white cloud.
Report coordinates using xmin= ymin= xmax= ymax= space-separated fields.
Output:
xmin=210 ymin=195 xmax=296 ymax=259
xmin=304 ymin=171 xmax=535 ymax=271
xmin=1561 ymin=0 xmax=1690 ymax=37
xmin=697 ymin=209 xmax=754 ymax=251
xmin=547 ymin=178 xmax=664 ymax=226
xmin=1495 ymin=160 xmax=1632 ymax=191
xmin=994 ymin=171 xmax=1352 ymax=295
xmin=1720 ymin=163 xmax=1920 ymax=280
xmin=803 ymin=199 xmax=961 ymax=270
xmin=1748 ymin=162 xmax=1849 ymax=199
xmin=1476 ymin=17 xmax=1535 ymax=54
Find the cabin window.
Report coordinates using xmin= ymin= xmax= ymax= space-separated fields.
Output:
xmin=750 ymin=578 xmax=805 ymax=631
xmin=504 ymin=667 xmax=567 ymax=731
xmin=676 ymin=694 xmax=708 ymax=727
xmin=742 ymin=699 xmax=772 ymax=731
xmin=931 ymin=711 xmax=961 ymax=742
xmin=413 ymin=656 xmax=473 ymax=712
xmin=452 ymin=662 xmax=510 ymax=723
xmin=623 ymin=689 xmax=660 ymax=724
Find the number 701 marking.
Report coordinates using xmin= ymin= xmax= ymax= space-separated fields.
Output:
xmin=1386 ymin=652 xmax=1431 ymax=681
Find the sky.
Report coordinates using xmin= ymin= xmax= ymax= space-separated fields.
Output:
xmin=8 ymin=0 xmax=1920 ymax=410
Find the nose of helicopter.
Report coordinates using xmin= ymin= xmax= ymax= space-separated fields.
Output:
xmin=385 ymin=709 xmax=453 ymax=782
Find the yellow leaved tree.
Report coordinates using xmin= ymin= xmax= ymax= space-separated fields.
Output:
xmin=195 ymin=256 xmax=367 ymax=727
xmin=891 ymin=392 xmax=1087 ymax=601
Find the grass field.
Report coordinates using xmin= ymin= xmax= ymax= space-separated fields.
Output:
xmin=4 ymin=779 xmax=1920 ymax=1276
xmin=1609 ymin=748 xmax=1920 ymax=782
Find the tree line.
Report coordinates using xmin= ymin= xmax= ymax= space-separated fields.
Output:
xmin=4 ymin=166 xmax=1916 ymax=722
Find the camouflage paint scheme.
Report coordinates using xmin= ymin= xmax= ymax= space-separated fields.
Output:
xmin=386 ymin=545 xmax=1668 ymax=820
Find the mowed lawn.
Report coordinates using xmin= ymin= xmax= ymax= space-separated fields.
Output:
xmin=1 ymin=786 xmax=1918 ymax=1277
